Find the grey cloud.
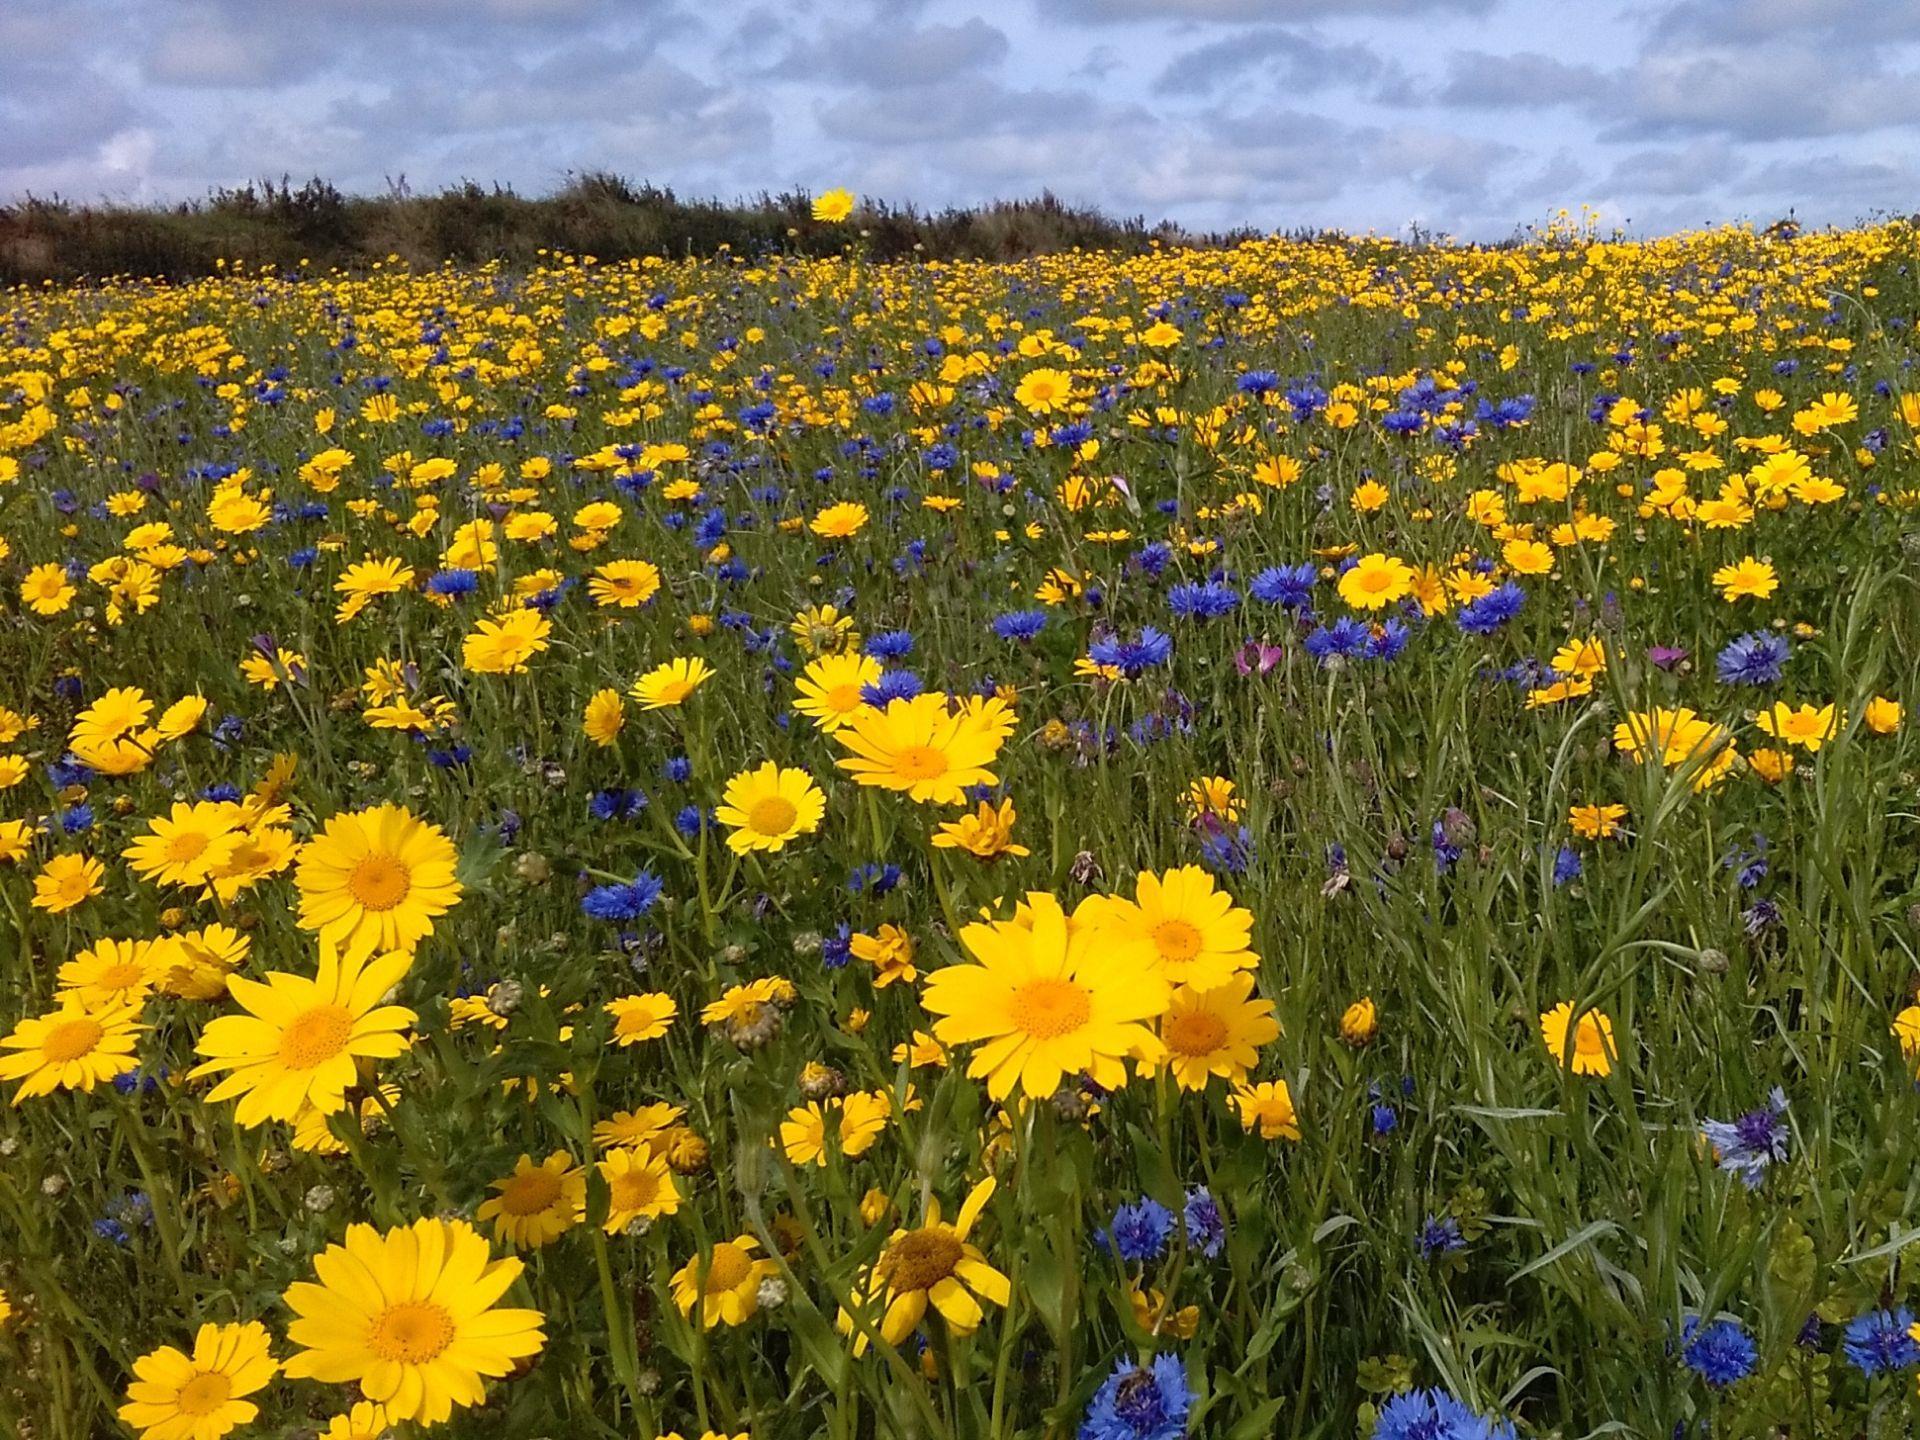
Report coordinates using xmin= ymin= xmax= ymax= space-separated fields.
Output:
xmin=1609 ymin=45 xmax=1920 ymax=141
xmin=1036 ymin=0 xmax=1491 ymax=22
xmin=1436 ymin=50 xmax=1609 ymax=109
xmin=1154 ymin=27 xmax=1389 ymax=96
xmin=1602 ymin=144 xmax=1745 ymax=197
xmin=767 ymin=16 xmax=1008 ymax=88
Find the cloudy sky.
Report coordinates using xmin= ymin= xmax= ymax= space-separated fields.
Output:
xmin=2 ymin=0 xmax=1915 ymax=239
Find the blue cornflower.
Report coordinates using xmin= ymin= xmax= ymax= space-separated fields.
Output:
xmin=1552 ymin=846 xmax=1582 ymax=886
xmin=1089 ymin=627 xmax=1173 ymax=677
xmin=993 ymin=609 xmax=1049 ymax=642
xmin=1132 ymin=541 xmax=1173 ymax=577
xmin=1419 ymin=1216 xmax=1465 ymax=1260
xmin=662 ymin=756 xmax=693 ymax=783
xmin=581 ymin=871 xmax=664 ymax=922
xmin=1681 ymin=1317 xmax=1759 ymax=1387
xmin=1166 ymin=581 xmax=1240 ymax=620
xmin=822 ymin=923 xmax=852 ymax=970
xmin=1716 ymin=631 xmax=1789 ymax=686
xmin=1183 ymin=1188 xmax=1225 ymax=1257
xmin=1080 ymin=1354 xmax=1191 ymax=1440
xmin=1196 ymin=822 xmax=1254 ymax=875
xmin=1235 ymin=370 xmax=1279 ymax=396
xmin=674 ymin=805 xmax=706 ymax=838
xmin=58 ymin=804 xmax=95 ymax=834
xmin=1305 ymin=618 xmax=1371 ymax=662
xmin=846 ymin=863 xmax=902 ymax=896
xmin=864 ymin=630 xmax=915 ymax=661
xmin=1371 ymin=1104 xmax=1398 ymax=1137
xmin=1701 ymin=1089 xmax=1789 ymax=1188
xmin=1249 ymin=563 xmax=1315 ymax=609
xmin=426 ymin=568 xmax=480 ymax=598
xmin=1104 ymin=1199 xmax=1175 ymax=1263
xmin=1456 ymin=583 xmax=1525 ymax=635
xmin=1364 ymin=619 xmax=1410 ymax=661
xmin=589 ymin=788 xmax=649 ymax=822
xmin=1843 ymin=1307 xmax=1920 ymax=1376
xmin=861 ymin=670 xmax=923 ymax=707
xmin=1371 ymin=1388 xmax=1516 ymax=1440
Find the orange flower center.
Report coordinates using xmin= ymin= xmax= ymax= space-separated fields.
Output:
xmin=165 ymin=830 xmax=210 ymax=862
xmin=94 ymin=961 xmax=147 ymax=991
xmin=347 ymin=853 xmax=411 ymax=911
xmin=41 ymin=1017 xmax=103 ymax=1063
xmin=654 ymin=679 xmax=694 ymax=705
xmin=368 ymin=1301 xmax=456 ymax=1365
xmin=747 ymin=796 xmax=799 ymax=836
xmin=175 ymin=1371 xmax=233 ymax=1416
xmin=1164 ymin=1010 xmax=1230 ymax=1056
xmin=825 ymin=684 xmax=863 ymax=712
xmin=609 ymin=1168 xmax=660 ymax=1211
xmin=277 ymin=1005 xmax=354 ymax=1070
xmin=704 ymin=1241 xmax=753 ymax=1293
xmin=1574 ymin=1017 xmax=1608 ymax=1057
xmin=882 ymin=1226 xmax=963 ymax=1292
xmin=1009 ymin=977 xmax=1091 ymax=1039
xmin=892 ymin=745 xmax=949 ymax=782
xmin=500 ymin=1168 xmax=564 ymax=1216
xmin=1151 ymin=919 xmax=1204 ymax=964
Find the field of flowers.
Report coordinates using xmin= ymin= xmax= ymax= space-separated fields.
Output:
xmin=3 ymin=206 xmax=1920 ymax=1440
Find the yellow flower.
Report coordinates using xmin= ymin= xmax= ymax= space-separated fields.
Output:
xmin=932 ymin=797 xmax=1030 ymax=860
xmin=812 ymin=187 xmax=856 ymax=223
xmin=317 ymin=1402 xmax=395 ymax=1440
xmin=1568 ymin=803 xmax=1628 ymax=840
xmin=1712 ymin=556 xmax=1777 ymax=602
xmin=476 ymin=1152 xmax=587 ymax=1250
xmin=32 ymin=852 xmax=106 ymax=913
xmin=1755 ymin=701 xmax=1839 ymax=752
xmin=582 ymin=687 xmax=626 ymax=746
xmin=597 ymin=1146 xmax=681 ymax=1232
xmin=56 ymin=937 xmax=168 ymax=1010
xmin=1340 ymin=997 xmax=1378 ymax=1045
xmin=283 ymin=1217 xmax=546 ymax=1424
xmin=837 ymin=1177 xmax=1007 ymax=1354
xmin=780 ymin=1091 xmax=891 ymax=1166
xmin=188 ymin=946 xmax=415 ymax=1126
xmin=604 ymin=992 xmax=678 ymax=1045
xmin=631 ymin=656 xmax=714 ymax=710
xmin=294 ymin=804 xmax=463 ymax=959
xmin=1230 ymin=1079 xmax=1301 ymax=1141
xmin=1864 ymin=696 xmax=1903 ymax=734
xmin=809 ymin=501 xmax=870 ymax=539
xmin=833 ymin=693 xmax=1006 ymax=804
xmin=20 ymin=562 xmax=76 ymax=615
xmin=1540 ymin=1001 xmax=1618 ymax=1077
xmin=461 ymin=608 xmax=551 ymax=674
xmin=850 ymin=923 xmax=917 ymax=987
xmin=1336 ymin=552 xmax=1414 ymax=611
xmin=793 ymin=651 xmax=882 ymax=732
xmin=716 ymin=762 xmax=826 ymax=855
xmin=118 ymin=1321 xmax=278 ymax=1440
xmin=123 ymin=801 xmax=244 ymax=889
xmin=1077 ymin=866 xmax=1257 ymax=990
xmin=921 ymin=892 xmax=1167 ymax=1101
xmin=0 ymin=998 xmax=143 ymax=1102
xmin=671 ymin=1235 xmax=777 ymax=1328
xmin=1183 ymin=776 xmax=1241 ymax=824
xmin=1142 ymin=974 xmax=1280 ymax=1091
xmin=1014 ymin=368 xmax=1075 ymax=415
xmin=588 ymin=558 xmax=662 ymax=608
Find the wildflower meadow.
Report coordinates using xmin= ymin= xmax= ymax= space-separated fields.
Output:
xmin=6 ymin=205 xmax=1920 ymax=1440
